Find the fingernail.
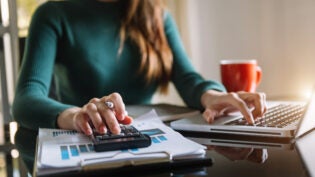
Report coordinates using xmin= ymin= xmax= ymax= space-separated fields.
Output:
xmin=251 ymin=118 xmax=255 ymax=125
xmin=99 ymin=125 xmax=106 ymax=134
xmin=113 ymin=125 xmax=121 ymax=134
xmin=86 ymin=128 xmax=93 ymax=135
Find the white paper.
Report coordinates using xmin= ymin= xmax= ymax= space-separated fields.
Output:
xmin=36 ymin=110 xmax=206 ymax=175
xmin=126 ymin=104 xmax=200 ymax=121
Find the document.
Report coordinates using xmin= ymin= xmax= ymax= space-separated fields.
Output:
xmin=126 ymin=103 xmax=200 ymax=122
xmin=34 ymin=110 xmax=206 ymax=176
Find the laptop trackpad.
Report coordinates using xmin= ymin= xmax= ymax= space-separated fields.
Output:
xmin=213 ymin=112 xmax=243 ymax=125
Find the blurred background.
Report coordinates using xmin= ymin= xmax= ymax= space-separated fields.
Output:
xmin=2 ymin=0 xmax=315 ymax=121
xmin=12 ymin=0 xmax=315 ymax=106
xmin=1 ymin=0 xmax=315 ymax=176
xmin=158 ymin=0 xmax=315 ymax=104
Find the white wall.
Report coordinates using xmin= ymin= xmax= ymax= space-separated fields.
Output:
xmin=154 ymin=0 xmax=315 ymax=105
xmin=190 ymin=0 xmax=315 ymax=100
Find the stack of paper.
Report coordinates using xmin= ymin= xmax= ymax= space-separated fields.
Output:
xmin=34 ymin=110 xmax=206 ymax=176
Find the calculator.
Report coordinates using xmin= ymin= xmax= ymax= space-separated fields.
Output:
xmin=90 ymin=125 xmax=152 ymax=152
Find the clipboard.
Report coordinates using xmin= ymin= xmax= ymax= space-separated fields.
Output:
xmin=33 ymin=134 xmax=211 ymax=177
xmin=33 ymin=110 xmax=209 ymax=177
xmin=34 ymin=157 xmax=213 ymax=177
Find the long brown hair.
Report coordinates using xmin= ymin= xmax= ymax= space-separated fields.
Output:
xmin=119 ymin=0 xmax=173 ymax=94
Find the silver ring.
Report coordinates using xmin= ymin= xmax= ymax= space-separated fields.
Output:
xmin=105 ymin=101 xmax=114 ymax=109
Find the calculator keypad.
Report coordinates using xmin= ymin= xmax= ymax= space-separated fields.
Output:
xmin=94 ymin=125 xmax=141 ymax=140
xmin=91 ymin=125 xmax=152 ymax=152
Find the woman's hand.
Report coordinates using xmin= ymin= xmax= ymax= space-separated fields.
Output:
xmin=57 ymin=92 xmax=133 ymax=135
xmin=201 ymin=90 xmax=267 ymax=124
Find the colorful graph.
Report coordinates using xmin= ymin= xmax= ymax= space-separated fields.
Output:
xmin=59 ymin=128 xmax=168 ymax=160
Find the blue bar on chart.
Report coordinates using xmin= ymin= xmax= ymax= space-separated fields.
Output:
xmin=70 ymin=145 xmax=79 ymax=156
xmin=151 ymin=137 xmax=160 ymax=144
xmin=130 ymin=148 xmax=139 ymax=152
xmin=60 ymin=146 xmax=70 ymax=160
xmin=157 ymin=135 xmax=167 ymax=141
xmin=79 ymin=144 xmax=89 ymax=153
xmin=88 ymin=144 xmax=94 ymax=151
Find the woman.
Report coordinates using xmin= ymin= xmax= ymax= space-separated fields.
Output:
xmin=12 ymin=0 xmax=266 ymax=135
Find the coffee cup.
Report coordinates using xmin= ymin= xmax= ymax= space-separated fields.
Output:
xmin=220 ymin=59 xmax=262 ymax=92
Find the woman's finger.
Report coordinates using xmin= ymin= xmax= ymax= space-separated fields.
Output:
xmin=84 ymin=100 xmax=107 ymax=134
xmin=239 ymin=92 xmax=267 ymax=119
xmin=74 ymin=112 xmax=93 ymax=135
xmin=224 ymin=93 xmax=254 ymax=124
xmin=202 ymin=108 xmax=217 ymax=123
xmin=104 ymin=93 xmax=126 ymax=121
xmin=96 ymin=99 xmax=121 ymax=134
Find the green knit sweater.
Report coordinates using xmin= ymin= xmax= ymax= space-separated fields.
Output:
xmin=12 ymin=0 xmax=225 ymax=130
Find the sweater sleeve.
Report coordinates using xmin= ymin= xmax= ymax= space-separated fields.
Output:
xmin=12 ymin=2 xmax=73 ymax=130
xmin=164 ymin=12 xmax=226 ymax=110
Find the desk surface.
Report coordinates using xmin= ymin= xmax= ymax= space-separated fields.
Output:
xmin=14 ymin=126 xmax=311 ymax=177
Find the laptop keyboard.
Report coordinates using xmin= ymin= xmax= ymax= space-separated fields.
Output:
xmin=225 ymin=104 xmax=305 ymax=128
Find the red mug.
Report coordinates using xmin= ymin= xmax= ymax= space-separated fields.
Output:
xmin=220 ymin=60 xmax=262 ymax=92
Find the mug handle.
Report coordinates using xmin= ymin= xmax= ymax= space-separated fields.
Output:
xmin=256 ymin=66 xmax=262 ymax=85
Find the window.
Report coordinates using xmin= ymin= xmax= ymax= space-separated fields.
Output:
xmin=17 ymin=0 xmax=46 ymax=37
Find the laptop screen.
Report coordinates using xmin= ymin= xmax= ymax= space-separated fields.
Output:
xmin=295 ymin=92 xmax=315 ymax=138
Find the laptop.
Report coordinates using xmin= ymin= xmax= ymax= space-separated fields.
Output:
xmin=170 ymin=91 xmax=315 ymax=139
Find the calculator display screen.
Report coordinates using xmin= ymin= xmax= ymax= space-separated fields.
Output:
xmin=100 ymin=137 xmax=137 ymax=143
